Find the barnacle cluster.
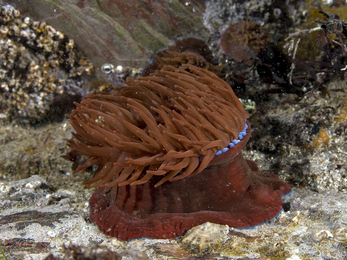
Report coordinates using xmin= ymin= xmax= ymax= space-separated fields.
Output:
xmin=0 ymin=4 xmax=93 ymax=123
xmin=101 ymin=63 xmax=142 ymax=87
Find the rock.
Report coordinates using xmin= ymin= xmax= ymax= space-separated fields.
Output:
xmin=1 ymin=176 xmax=347 ymax=259
xmin=7 ymin=0 xmax=208 ymax=71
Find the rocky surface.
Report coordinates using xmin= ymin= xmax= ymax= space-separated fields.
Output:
xmin=5 ymin=0 xmax=207 ymax=71
xmin=1 ymin=0 xmax=347 ymax=259
xmin=1 ymin=175 xmax=347 ymax=259
xmin=0 ymin=122 xmax=74 ymax=183
xmin=246 ymin=79 xmax=347 ymax=192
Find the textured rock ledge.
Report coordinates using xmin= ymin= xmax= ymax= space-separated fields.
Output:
xmin=6 ymin=0 xmax=207 ymax=70
xmin=1 ymin=175 xmax=347 ymax=259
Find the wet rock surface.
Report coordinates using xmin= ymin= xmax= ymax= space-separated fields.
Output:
xmin=5 ymin=0 xmax=207 ymax=71
xmin=1 ymin=0 xmax=347 ymax=259
xmin=0 ymin=122 xmax=75 ymax=183
xmin=1 ymin=176 xmax=347 ymax=259
xmin=246 ymin=79 xmax=347 ymax=192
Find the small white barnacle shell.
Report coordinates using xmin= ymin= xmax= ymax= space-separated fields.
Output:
xmin=45 ymin=25 xmax=56 ymax=35
xmin=20 ymin=22 xmax=28 ymax=29
xmin=314 ymin=230 xmax=333 ymax=241
xmin=55 ymin=31 xmax=64 ymax=40
xmin=1 ymin=82 xmax=9 ymax=91
xmin=66 ymin=39 xmax=74 ymax=50
xmin=39 ymin=21 xmax=47 ymax=31
xmin=0 ymin=69 xmax=7 ymax=79
xmin=0 ymin=25 xmax=9 ymax=35
xmin=13 ymin=9 xmax=20 ymax=17
xmin=32 ymin=21 xmax=40 ymax=30
xmin=23 ymin=17 xmax=31 ymax=25
xmin=178 ymin=222 xmax=230 ymax=254
xmin=20 ymin=28 xmax=30 ymax=38
xmin=11 ymin=24 xmax=20 ymax=36
xmin=101 ymin=63 xmax=115 ymax=74
xmin=115 ymin=65 xmax=123 ymax=72
xmin=334 ymin=227 xmax=347 ymax=242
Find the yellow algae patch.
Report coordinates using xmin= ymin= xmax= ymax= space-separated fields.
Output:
xmin=304 ymin=128 xmax=331 ymax=149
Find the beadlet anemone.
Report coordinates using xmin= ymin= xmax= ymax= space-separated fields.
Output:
xmin=66 ymin=64 xmax=291 ymax=240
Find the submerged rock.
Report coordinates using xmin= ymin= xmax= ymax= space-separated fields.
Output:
xmin=1 ymin=176 xmax=347 ymax=259
xmin=8 ymin=0 xmax=208 ymax=70
xmin=0 ymin=4 xmax=93 ymax=123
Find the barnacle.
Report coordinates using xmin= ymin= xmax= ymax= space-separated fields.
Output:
xmin=0 ymin=4 xmax=93 ymax=123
